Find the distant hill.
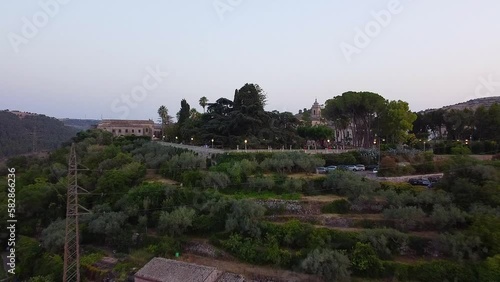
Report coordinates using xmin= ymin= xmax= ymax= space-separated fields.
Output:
xmin=0 ymin=111 xmax=79 ymax=158
xmin=422 ymin=96 xmax=500 ymax=113
xmin=60 ymin=118 xmax=100 ymax=130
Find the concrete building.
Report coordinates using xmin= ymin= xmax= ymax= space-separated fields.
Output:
xmin=97 ymin=119 xmax=155 ymax=138
xmin=135 ymin=258 xmax=220 ymax=282
xmin=310 ymin=99 xmax=322 ymax=126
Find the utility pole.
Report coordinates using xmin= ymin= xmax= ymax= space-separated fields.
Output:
xmin=63 ymin=144 xmax=89 ymax=282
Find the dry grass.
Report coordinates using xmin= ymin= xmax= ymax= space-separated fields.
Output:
xmin=301 ymin=195 xmax=347 ymax=202
xmin=180 ymin=254 xmax=322 ymax=282
xmin=144 ymin=171 xmax=179 ymax=185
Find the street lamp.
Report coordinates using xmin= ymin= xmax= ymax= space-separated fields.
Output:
xmin=244 ymin=139 xmax=247 ymax=151
xmin=211 ymin=138 xmax=214 ymax=148
xmin=175 ymin=136 xmax=178 ymax=143
xmin=191 ymin=137 xmax=194 ymax=145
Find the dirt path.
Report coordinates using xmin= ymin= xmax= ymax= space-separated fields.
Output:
xmin=180 ymin=254 xmax=322 ymax=282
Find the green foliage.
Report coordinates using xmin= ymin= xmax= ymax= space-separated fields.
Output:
xmin=158 ymin=206 xmax=196 ymax=236
xmin=430 ymin=204 xmax=467 ymax=230
xmin=248 ymin=176 xmax=275 ymax=192
xmin=32 ymin=253 xmax=63 ymax=281
xmin=378 ymin=100 xmax=417 ymax=144
xmin=145 ymin=236 xmax=182 ymax=258
xmin=468 ymin=215 xmax=500 ymax=256
xmin=297 ymin=125 xmax=333 ymax=142
xmin=350 ymin=242 xmax=384 ymax=277
xmin=451 ymin=145 xmax=472 ymax=155
xmin=160 ymin=152 xmax=206 ymax=180
xmin=435 ymin=232 xmax=483 ymax=261
xmin=439 ymin=161 xmax=500 ymax=209
xmin=17 ymin=236 xmax=43 ymax=279
xmin=200 ymin=171 xmax=230 ymax=190
xmin=323 ymin=170 xmax=378 ymax=201
xmin=225 ymin=199 xmax=266 ymax=237
xmin=322 ymin=152 xmax=357 ymax=166
xmin=301 ymin=249 xmax=351 ymax=282
xmin=358 ymin=229 xmax=409 ymax=259
xmin=321 ymin=199 xmax=351 ymax=214
xmin=41 ymin=219 xmax=66 ymax=253
xmin=407 ymin=260 xmax=475 ymax=282
xmin=479 ymin=255 xmax=500 ymax=281
xmin=0 ymin=111 xmax=78 ymax=158
xmin=383 ymin=206 xmax=426 ymax=232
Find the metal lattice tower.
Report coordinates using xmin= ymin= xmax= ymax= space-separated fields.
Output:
xmin=63 ymin=144 xmax=89 ymax=282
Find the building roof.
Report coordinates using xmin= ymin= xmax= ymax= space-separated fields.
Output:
xmin=97 ymin=119 xmax=154 ymax=127
xmin=135 ymin=257 xmax=219 ymax=282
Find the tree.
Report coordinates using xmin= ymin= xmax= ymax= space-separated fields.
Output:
xmin=430 ymin=204 xmax=467 ymax=230
xmin=377 ymin=100 xmax=417 ymax=144
xmin=383 ymin=206 xmax=426 ymax=231
xmin=41 ymin=219 xmax=66 ymax=253
xmin=301 ymin=249 xmax=351 ymax=282
xmin=199 ymin=96 xmax=208 ymax=113
xmin=158 ymin=206 xmax=196 ymax=236
xmin=225 ymin=199 xmax=266 ymax=238
xmin=157 ymin=105 xmax=170 ymax=139
xmin=323 ymin=91 xmax=385 ymax=148
xmin=350 ymin=242 xmax=384 ymax=277
xmin=189 ymin=108 xmax=201 ymax=120
xmin=177 ymin=99 xmax=191 ymax=125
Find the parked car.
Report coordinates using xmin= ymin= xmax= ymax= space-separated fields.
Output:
xmin=338 ymin=165 xmax=356 ymax=171
xmin=326 ymin=165 xmax=337 ymax=172
xmin=316 ymin=167 xmax=327 ymax=174
xmin=355 ymin=164 xmax=366 ymax=171
xmin=408 ymin=178 xmax=431 ymax=187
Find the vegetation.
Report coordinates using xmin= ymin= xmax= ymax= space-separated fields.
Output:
xmin=4 ymin=90 xmax=500 ymax=281
xmin=0 ymin=111 xmax=78 ymax=158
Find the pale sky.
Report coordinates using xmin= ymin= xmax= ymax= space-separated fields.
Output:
xmin=1 ymin=0 xmax=500 ymax=120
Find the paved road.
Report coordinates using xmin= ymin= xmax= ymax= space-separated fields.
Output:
xmin=157 ymin=142 xmax=353 ymax=155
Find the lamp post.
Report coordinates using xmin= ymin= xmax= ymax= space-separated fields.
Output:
xmin=244 ymin=139 xmax=247 ymax=151
xmin=211 ymin=138 xmax=214 ymax=148
xmin=327 ymin=139 xmax=330 ymax=150
xmin=175 ymin=136 xmax=178 ymax=143
xmin=191 ymin=137 xmax=193 ymax=145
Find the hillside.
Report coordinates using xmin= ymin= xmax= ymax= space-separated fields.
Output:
xmin=422 ymin=96 xmax=500 ymax=113
xmin=0 ymin=111 xmax=79 ymax=158
xmin=60 ymin=118 xmax=100 ymax=130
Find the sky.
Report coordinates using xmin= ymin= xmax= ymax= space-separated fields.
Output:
xmin=1 ymin=0 xmax=500 ymax=121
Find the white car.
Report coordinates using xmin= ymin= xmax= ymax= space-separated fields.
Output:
xmin=355 ymin=164 xmax=366 ymax=171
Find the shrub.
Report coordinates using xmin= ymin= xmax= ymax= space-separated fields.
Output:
xmin=479 ymin=255 xmax=500 ymax=282
xmin=248 ymin=177 xmax=275 ymax=192
xmin=323 ymin=170 xmax=378 ymax=200
xmin=350 ymin=242 xmax=384 ymax=277
xmin=429 ymin=204 xmax=467 ymax=230
xmin=407 ymin=260 xmax=475 ymax=282
xmin=383 ymin=206 xmax=426 ymax=232
xmin=301 ymin=249 xmax=351 ymax=282
xmin=451 ymin=145 xmax=472 ymax=155
xmin=321 ymin=199 xmax=351 ymax=214
xmin=358 ymin=229 xmax=409 ymax=259
xmin=158 ymin=206 xmax=196 ymax=236
xmin=433 ymin=232 xmax=483 ymax=261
